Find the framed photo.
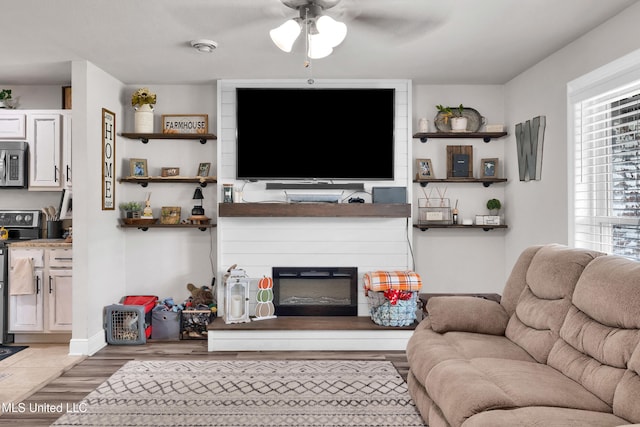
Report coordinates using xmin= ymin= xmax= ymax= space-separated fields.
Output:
xmin=416 ymin=158 xmax=434 ymax=179
xmin=130 ymin=158 xmax=148 ymax=177
xmin=162 ymin=114 xmax=208 ymax=134
xmin=481 ymin=158 xmax=499 ymax=178
xmin=102 ymin=108 xmax=116 ymax=210
xmin=197 ymin=162 xmax=211 ymax=177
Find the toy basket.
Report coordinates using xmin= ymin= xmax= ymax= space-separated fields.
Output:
xmin=367 ymin=290 xmax=418 ymax=327
xmin=181 ymin=309 xmax=214 ymax=339
xmin=105 ymin=305 xmax=150 ymax=345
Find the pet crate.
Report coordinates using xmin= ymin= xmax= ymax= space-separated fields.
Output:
xmin=105 ymin=304 xmax=150 ymax=345
xmin=181 ymin=309 xmax=214 ymax=340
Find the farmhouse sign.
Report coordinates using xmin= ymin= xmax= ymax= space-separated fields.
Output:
xmin=162 ymin=114 xmax=208 ymax=134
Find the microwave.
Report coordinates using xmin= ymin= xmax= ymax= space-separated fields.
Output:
xmin=0 ymin=141 xmax=28 ymax=188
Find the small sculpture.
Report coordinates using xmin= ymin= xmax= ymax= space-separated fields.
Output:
xmin=142 ymin=193 xmax=153 ymax=217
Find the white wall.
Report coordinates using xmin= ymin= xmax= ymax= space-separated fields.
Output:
xmin=0 ymin=85 xmax=68 ymax=110
xmin=503 ymin=2 xmax=640 ymax=272
xmin=119 ymin=84 xmax=218 ymax=302
xmin=411 ymin=84 xmax=507 ymax=294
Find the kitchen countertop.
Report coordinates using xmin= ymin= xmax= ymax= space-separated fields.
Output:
xmin=8 ymin=239 xmax=72 ymax=248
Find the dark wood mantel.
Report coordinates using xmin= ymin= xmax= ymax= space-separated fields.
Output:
xmin=218 ymin=202 xmax=411 ymax=218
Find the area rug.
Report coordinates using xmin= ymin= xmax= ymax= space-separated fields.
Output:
xmin=52 ymin=359 xmax=425 ymax=426
xmin=0 ymin=345 xmax=27 ymax=361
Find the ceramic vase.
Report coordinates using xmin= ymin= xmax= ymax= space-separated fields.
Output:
xmin=134 ymin=103 xmax=154 ymax=133
xmin=450 ymin=117 xmax=468 ymax=132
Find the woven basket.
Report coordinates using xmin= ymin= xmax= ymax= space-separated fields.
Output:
xmin=367 ymin=291 xmax=418 ymax=327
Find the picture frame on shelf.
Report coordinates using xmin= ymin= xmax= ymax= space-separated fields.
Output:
xmin=480 ymin=158 xmax=498 ymax=178
xmin=162 ymin=114 xmax=208 ymax=134
xmin=197 ymin=162 xmax=211 ymax=177
xmin=416 ymin=158 xmax=434 ymax=179
xmin=130 ymin=158 xmax=148 ymax=177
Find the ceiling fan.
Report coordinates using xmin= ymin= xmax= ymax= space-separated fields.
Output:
xmin=269 ymin=0 xmax=445 ymax=59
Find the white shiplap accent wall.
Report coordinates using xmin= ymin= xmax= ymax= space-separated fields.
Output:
xmin=216 ymin=79 xmax=413 ymax=317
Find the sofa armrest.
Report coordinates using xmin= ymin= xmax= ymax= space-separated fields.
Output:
xmin=426 ymin=296 xmax=509 ymax=335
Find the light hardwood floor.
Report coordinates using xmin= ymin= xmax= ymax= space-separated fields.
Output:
xmin=0 ymin=340 xmax=410 ymax=426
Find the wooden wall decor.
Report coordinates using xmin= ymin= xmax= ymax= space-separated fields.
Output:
xmin=446 ymin=145 xmax=473 ymax=178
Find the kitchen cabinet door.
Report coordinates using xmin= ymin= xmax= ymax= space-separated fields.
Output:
xmin=47 ymin=269 xmax=72 ymax=331
xmin=9 ymin=269 xmax=44 ymax=332
xmin=28 ymin=113 xmax=62 ymax=190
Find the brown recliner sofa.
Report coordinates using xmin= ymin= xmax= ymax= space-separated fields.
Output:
xmin=406 ymin=244 xmax=640 ymax=427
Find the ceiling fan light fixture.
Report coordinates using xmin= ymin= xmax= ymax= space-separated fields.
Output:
xmin=307 ymin=32 xmax=333 ymax=59
xmin=315 ymin=15 xmax=347 ymax=47
xmin=270 ymin=19 xmax=302 ymax=52
xmin=190 ymin=39 xmax=218 ymax=53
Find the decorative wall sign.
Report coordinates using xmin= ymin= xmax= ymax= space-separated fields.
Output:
xmin=102 ymin=108 xmax=116 ymax=210
xmin=161 ymin=114 xmax=208 ymax=134
xmin=515 ymin=116 xmax=546 ymax=181
xmin=446 ymin=145 xmax=473 ymax=178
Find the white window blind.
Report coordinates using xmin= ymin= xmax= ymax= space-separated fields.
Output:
xmin=574 ymin=79 xmax=640 ymax=260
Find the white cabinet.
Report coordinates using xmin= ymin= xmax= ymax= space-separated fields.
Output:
xmin=28 ymin=113 xmax=62 ymax=189
xmin=0 ymin=113 xmax=26 ymax=139
xmin=8 ymin=248 xmax=45 ymax=332
xmin=8 ymin=246 xmax=73 ymax=333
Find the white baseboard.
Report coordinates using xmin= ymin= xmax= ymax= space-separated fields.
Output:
xmin=68 ymin=329 xmax=107 ymax=356
xmin=208 ymin=329 xmax=413 ymax=351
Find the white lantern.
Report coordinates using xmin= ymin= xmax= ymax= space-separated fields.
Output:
xmin=224 ymin=271 xmax=251 ymax=324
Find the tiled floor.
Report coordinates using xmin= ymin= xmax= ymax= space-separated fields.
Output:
xmin=0 ymin=344 xmax=84 ymax=404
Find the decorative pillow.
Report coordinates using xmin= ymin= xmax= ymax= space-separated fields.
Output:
xmin=427 ymin=296 xmax=509 ymax=335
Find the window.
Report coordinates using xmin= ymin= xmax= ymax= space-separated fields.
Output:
xmin=573 ymin=80 xmax=640 ymax=260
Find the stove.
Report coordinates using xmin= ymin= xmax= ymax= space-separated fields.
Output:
xmin=0 ymin=210 xmax=42 ymax=343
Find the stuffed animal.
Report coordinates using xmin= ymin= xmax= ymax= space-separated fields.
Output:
xmin=186 ymin=283 xmax=214 ymax=307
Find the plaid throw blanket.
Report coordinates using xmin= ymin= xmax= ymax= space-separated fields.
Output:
xmin=363 ymin=271 xmax=422 ymax=295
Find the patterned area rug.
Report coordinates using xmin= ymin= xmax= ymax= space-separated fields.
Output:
xmin=53 ymin=359 xmax=425 ymax=426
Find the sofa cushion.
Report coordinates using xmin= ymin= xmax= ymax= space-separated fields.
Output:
xmin=461 ymin=407 xmax=629 ymax=427
xmin=548 ymin=255 xmax=640 ymax=423
xmin=425 ymin=358 xmax=612 ymax=427
xmin=505 ymin=245 xmax=603 ymax=363
xmin=406 ymin=325 xmax=536 ymax=387
xmin=499 ymin=245 xmax=543 ymax=316
xmin=427 ymin=296 xmax=509 ymax=335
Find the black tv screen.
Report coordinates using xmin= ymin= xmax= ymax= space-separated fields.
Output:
xmin=236 ymin=88 xmax=395 ymax=181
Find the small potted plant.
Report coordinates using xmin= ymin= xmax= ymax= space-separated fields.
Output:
xmin=119 ymin=201 xmax=142 ymax=219
xmin=486 ymin=198 xmax=502 ymax=215
xmin=0 ymin=89 xmax=13 ymax=109
xmin=435 ymin=104 xmax=467 ymax=132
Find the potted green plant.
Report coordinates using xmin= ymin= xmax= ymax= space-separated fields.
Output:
xmin=435 ymin=104 xmax=467 ymax=132
xmin=486 ymin=198 xmax=502 ymax=215
xmin=119 ymin=201 xmax=142 ymax=219
xmin=0 ymin=89 xmax=13 ymax=108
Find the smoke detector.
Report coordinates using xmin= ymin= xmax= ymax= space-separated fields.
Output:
xmin=190 ymin=39 xmax=218 ymax=53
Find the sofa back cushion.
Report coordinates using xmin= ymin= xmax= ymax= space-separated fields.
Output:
xmin=547 ymin=255 xmax=640 ymax=421
xmin=505 ymin=245 xmax=602 ymax=363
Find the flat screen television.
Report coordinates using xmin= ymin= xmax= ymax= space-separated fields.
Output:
xmin=236 ymin=88 xmax=395 ymax=181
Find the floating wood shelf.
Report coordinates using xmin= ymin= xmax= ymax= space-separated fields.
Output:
xmin=118 ymin=219 xmax=216 ymax=231
xmin=414 ymin=177 xmax=507 ymax=187
xmin=413 ymin=224 xmax=508 ymax=232
xmin=413 ymin=131 xmax=507 ymax=143
xmin=121 ymin=132 xmax=217 ymax=144
xmin=119 ymin=176 xmax=217 ymax=187
xmin=219 ymin=203 xmax=411 ymax=218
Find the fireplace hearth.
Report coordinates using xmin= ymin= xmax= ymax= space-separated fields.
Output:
xmin=273 ymin=267 xmax=358 ymax=316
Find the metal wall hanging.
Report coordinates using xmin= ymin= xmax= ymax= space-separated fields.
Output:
xmin=515 ymin=116 xmax=546 ymax=181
